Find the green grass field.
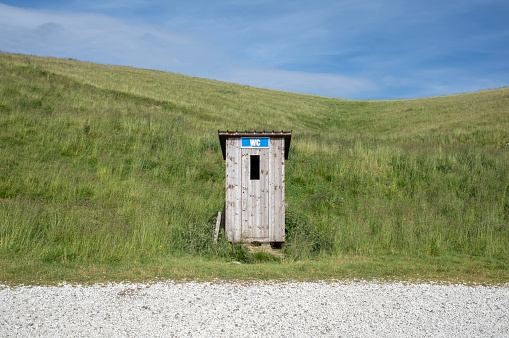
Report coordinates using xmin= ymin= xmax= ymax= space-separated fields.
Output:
xmin=1 ymin=52 xmax=508 ymax=284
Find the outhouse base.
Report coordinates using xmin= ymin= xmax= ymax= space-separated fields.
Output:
xmin=241 ymin=240 xmax=285 ymax=250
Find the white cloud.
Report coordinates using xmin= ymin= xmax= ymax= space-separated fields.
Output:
xmin=0 ymin=3 xmax=213 ymax=73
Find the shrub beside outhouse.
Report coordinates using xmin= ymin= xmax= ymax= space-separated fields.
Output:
xmin=218 ymin=131 xmax=292 ymax=244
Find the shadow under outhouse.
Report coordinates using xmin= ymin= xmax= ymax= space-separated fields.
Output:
xmin=218 ymin=131 xmax=292 ymax=244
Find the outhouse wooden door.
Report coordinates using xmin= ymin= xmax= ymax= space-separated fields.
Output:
xmin=241 ymin=148 xmax=269 ymax=240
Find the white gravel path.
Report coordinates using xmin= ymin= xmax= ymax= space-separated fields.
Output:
xmin=1 ymin=280 xmax=508 ymax=337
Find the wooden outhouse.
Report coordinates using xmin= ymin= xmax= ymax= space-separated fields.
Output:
xmin=218 ymin=131 xmax=292 ymax=244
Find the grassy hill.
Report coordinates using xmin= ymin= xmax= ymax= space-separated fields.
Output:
xmin=1 ymin=52 xmax=508 ymax=284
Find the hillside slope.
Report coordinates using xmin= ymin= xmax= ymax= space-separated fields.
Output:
xmin=1 ymin=52 xmax=508 ymax=275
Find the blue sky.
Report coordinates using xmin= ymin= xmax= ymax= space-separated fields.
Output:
xmin=1 ymin=0 xmax=508 ymax=99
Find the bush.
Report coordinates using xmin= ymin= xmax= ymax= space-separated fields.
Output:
xmin=284 ymin=206 xmax=333 ymax=260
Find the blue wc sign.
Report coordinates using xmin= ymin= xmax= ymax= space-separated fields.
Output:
xmin=241 ymin=137 xmax=270 ymax=148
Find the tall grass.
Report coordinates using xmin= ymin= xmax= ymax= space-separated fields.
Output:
xmin=0 ymin=52 xmax=508 ymax=268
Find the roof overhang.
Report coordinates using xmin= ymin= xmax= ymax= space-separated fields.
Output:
xmin=218 ymin=130 xmax=292 ymax=160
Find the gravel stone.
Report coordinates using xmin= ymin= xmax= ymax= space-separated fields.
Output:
xmin=1 ymin=280 xmax=508 ymax=337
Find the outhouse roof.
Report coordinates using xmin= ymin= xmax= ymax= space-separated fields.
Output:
xmin=218 ymin=130 xmax=292 ymax=160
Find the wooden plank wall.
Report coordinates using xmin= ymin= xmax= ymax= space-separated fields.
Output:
xmin=225 ymin=138 xmax=241 ymax=242
xmin=269 ymin=138 xmax=285 ymax=242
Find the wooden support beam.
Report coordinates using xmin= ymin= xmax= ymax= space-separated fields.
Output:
xmin=213 ymin=211 xmax=222 ymax=244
